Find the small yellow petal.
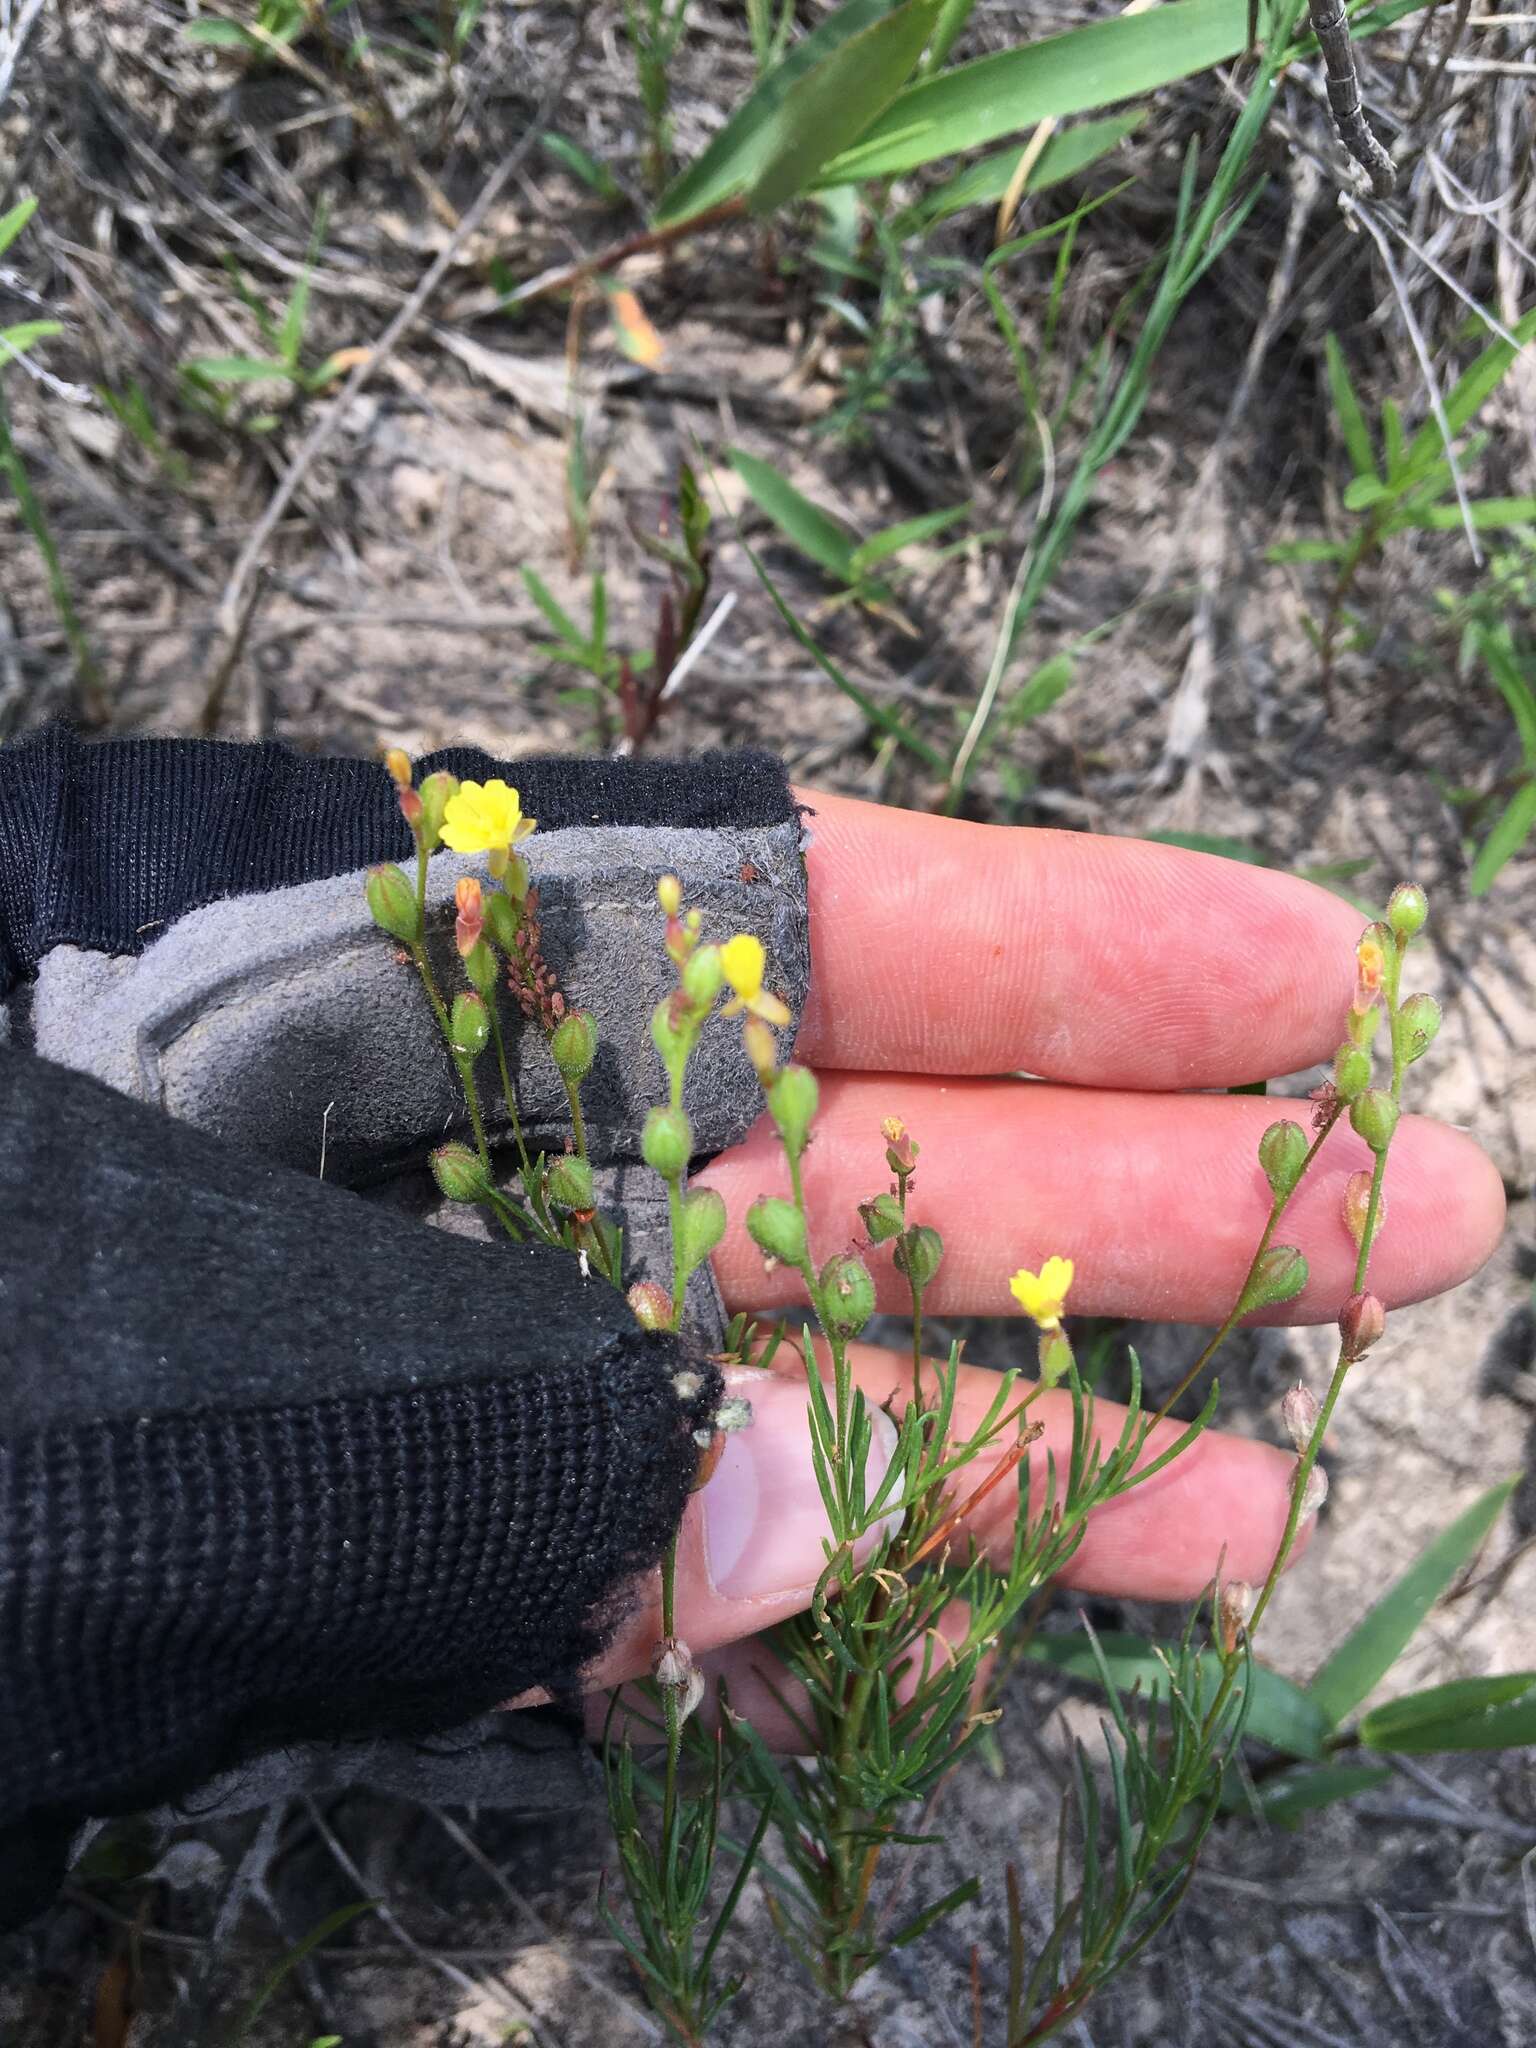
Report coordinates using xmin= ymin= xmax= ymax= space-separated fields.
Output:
xmin=721 ymin=933 xmax=766 ymax=1001
xmin=1008 ymin=1257 xmax=1074 ymax=1330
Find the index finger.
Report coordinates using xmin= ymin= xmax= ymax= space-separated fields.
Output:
xmin=794 ymin=789 xmax=1366 ymax=1088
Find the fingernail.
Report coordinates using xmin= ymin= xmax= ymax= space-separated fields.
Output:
xmin=701 ymin=1367 xmax=900 ymax=1601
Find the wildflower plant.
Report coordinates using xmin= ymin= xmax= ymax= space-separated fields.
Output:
xmin=364 ymin=768 xmax=1445 ymax=2045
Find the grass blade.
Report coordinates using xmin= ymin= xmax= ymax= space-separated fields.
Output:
xmin=729 ymin=448 xmax=859 ymax=581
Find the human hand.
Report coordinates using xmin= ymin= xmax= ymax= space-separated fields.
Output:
xmin=577 ymin=791 xmax=1504 ymax=1735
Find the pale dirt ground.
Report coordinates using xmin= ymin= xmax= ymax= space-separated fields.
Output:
xmin=1 ymin=2 xmax=1534 ymax=2042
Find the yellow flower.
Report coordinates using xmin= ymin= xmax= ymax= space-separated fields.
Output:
xmin=721 ymin=932 xmax=791 ymax=1026
xmin=1009 ymin=1256 xmax=1074 ymax=1330
xmin=439 ymin=778 xmax=536 ymax=857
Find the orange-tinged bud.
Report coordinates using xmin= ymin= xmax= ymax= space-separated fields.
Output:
xmin=1342 ymin=1169 xmax=1378 ymax=1249
xmin=628 ymin=1281 xmax=673 ymax=1330
xmin=657 ymin=874 xmax=683 ymax=918
xmin=399 ymin=786 xmax=424 ymax=831
xmin=743 ymin=1017 xmax=778 ymax=1088
xmin=384 ymin=747 xmax=413 ymax=789
xmin=454 ymin=876 xmax=484 ymax=958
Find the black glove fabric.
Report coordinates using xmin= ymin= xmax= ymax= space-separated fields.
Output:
xmin=0 ymin=729 xmax=807 ymax=1930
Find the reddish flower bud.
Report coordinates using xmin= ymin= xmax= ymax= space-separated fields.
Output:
xmin=1339 ymin=1290 xmax=1386 ymax=1361
xmin=384 ymin=747 xmax=413 ymax=790
xmin=628 ymin=1281 xmax=674 ymax=1330
xmin=454 ymin=875 xmax=484 ymax=958
xmin=1342 ymin=1169 xmax=1380 ymax=1250
xmin=399 ymin=786 xmax=425 ymax=831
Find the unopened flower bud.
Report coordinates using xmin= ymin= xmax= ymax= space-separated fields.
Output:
xmin=450 ymin=991 xmax=490 ymax=1058
xmin=1398 ymin=993 xmax=1441 ymax=1064
xmin=430 ymin=1140 xmax=492 ymax=1203
xmin=462 ymin=938 xmax=498 ymax=996
xmin=1299 ymin=1461 xmax=1329 ymax=1518
xmin=1258 ymin=1120 xmax=1308 ymax=1201
xmin=398 ymin=786 xmax=425 ymax=832
xmin=1281 ymin=1382 xmax=1320 ymax=1453
xmin=550 ymin=1009 xmax=598 ymax=1082
xmin=417 ymin=770 xmax=458 ymax=851
xmin=819 ymin=1253 xmax=876 ymax=1339
xmin=642 ymin=1104 xmax=693 ymax=1180
xmin=768 ymin=1065 xmax=819 ymax=1158
xmin=1339 ymin=1289 xmax=1385 ymax=1361
xmin=384 ymin=747 xmax=413 ymax=789
xmin=653 ymin=1637 xmax=693 ymax=1690
xmin=1218 ymin=1579 xmax=1254 ymax=1655
xmin=743 ymin=1017 xmax=778 ymax=1088
xmin=1236 ymin=1244 xmax=1309 ymax=1318
xmin=484 ymin=891 xmax=520 ymax=952
xmin=1342 ymin=1168 xmax=1379 ymax=1249
xmin=1350 ymin=1087 xmax=1398 ymax=1154
xmin=547 ymin=1153 xmax=594 ymax=1213
xmin=657 ymin=874 xmax=682 ymax=919
xmin=650 ymin=997 xmax=690 ymax=1074
xmin=365 ymin=863 xmax=420 ymax=943
xmin=455 ymin=876 xmax=484 ymax=958
xmin=858 ymin=1191 xmax=905 ymax=1244
xmin=1351 ymin=929 xmax=1389 ymax=1016
xmin=1332 ymin=1042 xmax=1372 ymax=1103
xmin=893 ymin=1224 xmax=944 ymax=1292
xmin=747 ymin=1196 xmax=807 ymax=1266
xmin=882 ymin=1116 xmax=919 ymax=1176
xmin=677 ymin=1186 xmax=727 ymax=1276
xmin=681 ymin=943 xmax=724 ymax=1009
xmin=629 ymin=1281 xmax=674 ymax=1330
xmin=1386 ymin=882 xmax=1428 ymax=943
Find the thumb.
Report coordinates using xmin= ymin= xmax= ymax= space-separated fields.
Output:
xmin=577 ymin=1365 xmax=901 ymax=1691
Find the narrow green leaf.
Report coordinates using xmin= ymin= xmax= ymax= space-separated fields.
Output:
xmin=1360 ymin=1671 xmax=1536 ymax=1754
xmin=729 ymin=448 xmax=858 ymax=581
xmin=1401 ymin=306 xmax=1536 ymax=479
xmin=520 ymin=565 xmax=586 ymax=651
xmin=226 ymin=1901 xmax=376 ymax=2045
xmin=749 ymin=0 xmax=944 ymax=213
xmin=1248 ymin=1762 xmax=1392 ymax=1827
xmin=896 ymin=113 xmax=1143 ymax=231
xmin=183 ymin=17 xmax=258 ymax=45
xmin=1381 ymin=395 xmax=1407 ymax=482
xmin=1005 ymin=650 xmax=1075 ymax=726
xmin=1342 ymin=473 xmax=1391 ymax=512
xmin=887 ymin=1874 xmax=982 ymax=1948
xmin=1307 ymin=1479 xmax=1516 ymax=1727
xmin=816 ymin=0 xmax=1253 ymax=187
xmin=1470 ymin=779 xmax=1536 ymax=895
xmin=0 ymin=194 xmax=39 ymax=260
xmin=1143 ymin=829 xmax=1265 ymax=864
xmin=1325 ymin=333 xmax=1376 ymax=481
xmin=1267 ymin=539 xmax=1346 ymax=563
xmin=850 ymin=501 xmax=970 ymax=576
xmin=181 ymin=355 xmax=286 ymax=385
xmin=1394 ymin=496 xmax=1536 ymax=536
xmin=654 ymin=0 xmax=903 ymax=225
xmin=1476 ymin=626 xmax=1536 ymax=766
xmin=540 ymin=131 xmax=623 ymax=201
xmin=1023 ymin=1631 xmax=1329 ymax=1760
xmin=0 ymin=321 xmax=64 ymax=361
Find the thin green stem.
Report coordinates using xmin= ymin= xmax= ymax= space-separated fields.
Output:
xmin=488 ymin=1001 xmax=537 ymax=1185
xmin=562 ymin=1072 xmax=589 ymax=1160
xmin=455 ymin=1053 xmax=493 ymax=1173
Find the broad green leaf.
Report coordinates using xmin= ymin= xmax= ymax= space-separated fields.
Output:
xmin=1307 ymin=1479 xmax=1516 ymax=1727
xmin=1248 ymin=1761 xmax=1392 ymax=1826
xmin=1325 ymin=333 xmax=1376 ymax=481
xmin=1476 ymin=625 xmax=1536 ymax=767
xmin=729 ymin=448 xmax=858 ymax=582
xmin=816 ymin=0 xmax=1253 ymax=187
xmin=1005 ymin=649 xmax=1076 ymax=726
xmin=1401 ymin=306 xmax=1536 ymax=479
xmin=0 ymin=320 xmax=63 ymax=361
xmin=0 ymin=194 xmax=39 ymax=260
xmin=897 ymin=113 xmax=1143 ymax=231
xmin=1023 ymin=1631 xmax=1329 ymax=1760
xmin=749 ymin=0 xmax=944 ymax=214
xmin=1470 ymin=779 xmax=1536 ymax=895
xmin=181 ymin=355 xmax=286 ymax=384
xmin=1360 ymin=1671 xmax=1536 ymax=1754
xmin=850 ymin=501 xmax=970 ymax=577
xmin=654 ymin=0 xmax=903 ymax=225
xmin=1342 ymin=474 xmax=1391 ymax=512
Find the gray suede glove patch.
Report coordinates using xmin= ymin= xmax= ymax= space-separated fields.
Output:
xmin=28 ymin=817 xmax=809 ymax=1339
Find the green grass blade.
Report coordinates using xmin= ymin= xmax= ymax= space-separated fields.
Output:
xmin=1475 ymin=625 xmax=1536 ymax=766
xmin=0 ymin=321 xmax=64 ymax=361
xmin=225 ymin=1901 xmax=376 ymax=2045
xmin=1324 ymin=333 xmax=1377 ymax=481
xmin=729 ymin=448 xmax=858 ymax=580
xmin=815 ymin=0 xmax=1252 ymax=187
xmin=1401 ymin=306 xmax=1536 ymax=478
xmin=0 ymin=377 xmax=104 ymax=715
xmin=849 ymin=500 xmax=970 ymax=576
xmin=748 ymin=0 xmax=943 ymax=213
xmin=1248 ymin=1761 xmax=1392 ymax=1826
xmin=0 ymin=194 xmax=39 ymax=259
xmin=1389 ymin=496 xmax=1536 ymax=535
xmin=654 ymin=0 xmax=902 ymax=224
xmin=1360 ymin=1672 xmax=1536 ymax=1754
xmin=899 ymin=113 xmax=1141 ymax=230
xmin=1470 ymin=779 xmax=1536 ymax=895
xmin=182 ymin=355 xmax=286 ymax=384
xmin=1306 ymin=1479 xmax=1517 ymax=1727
